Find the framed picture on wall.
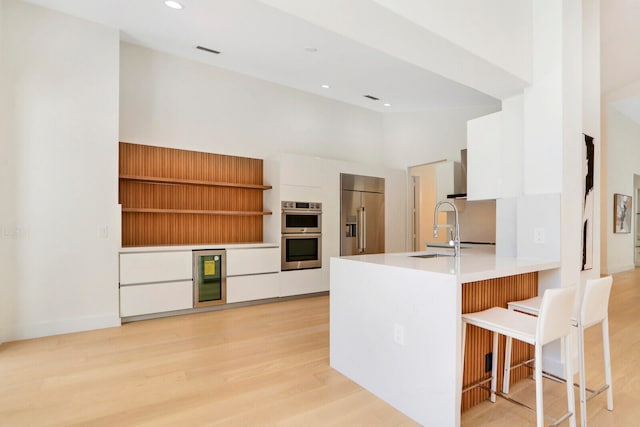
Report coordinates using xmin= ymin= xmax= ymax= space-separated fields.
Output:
xmin=613 ymin=193 xmax=632 ymax=233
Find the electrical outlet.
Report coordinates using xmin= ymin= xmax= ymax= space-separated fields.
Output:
xmin=393 ymin=323 xmax=405 ymax=346
xmin=534 ymin=227 xmax=545 ymax=244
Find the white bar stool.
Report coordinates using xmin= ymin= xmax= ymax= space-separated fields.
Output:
xmin=504 ymin=276 xmax=614 ymax=427
xmin=461 ymin=286 xmax=577 ymax=427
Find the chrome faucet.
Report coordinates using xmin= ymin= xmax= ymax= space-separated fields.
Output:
xmin=433 ymin=200 xmax=461 ymax=257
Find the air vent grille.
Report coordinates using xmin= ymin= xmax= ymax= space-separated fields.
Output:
xmin=196 ymin=46 xmax=221 ymax=55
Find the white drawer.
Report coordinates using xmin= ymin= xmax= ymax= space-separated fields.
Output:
xmin=120 ymin=281 xmax=193 ymax=317
xmin=226 ymin=247 xmax=280 ymax=276
xmin=279 ymin=268 xmax=325 ymax=297
xmin=120 ymin=252 xmax=192 ymax=285
xmin=227 ymin=273 xmax=280 ymax=303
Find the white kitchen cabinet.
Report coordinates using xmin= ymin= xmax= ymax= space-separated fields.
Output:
xmin=466 ymin=98 xmax=523 ymax=200
xmin=226 ymin=247 xmax=279 ymax=276
xmin=120 ymin=281 xmax=193 ymax=317
xmin=120 ymin=251 xmax=192 ymax=285
xmin=227 ymin=274 xmax=280 ymax=303
xmin=226 ymin=247 xmax=280 ymax=303
xmin=467 ymin=112 xmax=503 ymax=200
xmin=280 ymin=268 xmax=326 ymax=297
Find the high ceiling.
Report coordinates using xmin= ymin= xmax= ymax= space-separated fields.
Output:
xmin=601 ymin=0 xmax=640 ymax=95
xmin=22 ymin=0 xmax=500 ymax=113
xmin=601 ymin=0 xmax=640 ymax=124
xmin=21 ymin=0 xmax=638 ymax=116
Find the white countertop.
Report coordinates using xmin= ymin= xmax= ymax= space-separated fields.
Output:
xmin=337 ymin=246 xmax=560 ymax=283
xmin=120 ymin=242 xmax=279 ymax=254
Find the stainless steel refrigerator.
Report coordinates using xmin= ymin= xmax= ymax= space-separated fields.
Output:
xmin=340 ymin=173 xmax=385 ymax=255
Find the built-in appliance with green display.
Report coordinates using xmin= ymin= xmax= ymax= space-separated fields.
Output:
xmin=193 ymin=249 xmax=226 ymax=307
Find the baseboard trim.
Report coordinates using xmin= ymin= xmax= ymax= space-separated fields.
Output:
xmin=6 ymin=313 xmax=121 ymax=342
xmin=604 ymin=264 xmax=636 ymax=275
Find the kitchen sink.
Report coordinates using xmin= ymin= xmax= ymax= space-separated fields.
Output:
xmin=410 ymin=253 xmax=456 ymax=259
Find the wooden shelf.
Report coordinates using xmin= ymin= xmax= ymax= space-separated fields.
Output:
xmin=120 ymin=174 xmax=272 ymax=190
xmin=120 ymin=142 xmax=269 ymax=246
xmin=123 ymin=208 xmax=272 ymax=216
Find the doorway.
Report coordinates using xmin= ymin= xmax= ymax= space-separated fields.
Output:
xmin=408 ymin=162 xmax=448 ymax=251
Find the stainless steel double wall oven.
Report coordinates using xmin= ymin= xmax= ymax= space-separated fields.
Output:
xmin=281 ymin=201 xmax=322 ymax=271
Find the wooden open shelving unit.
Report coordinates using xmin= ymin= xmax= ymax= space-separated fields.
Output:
xmin=119 ymin=142 xmax=271 ymax=247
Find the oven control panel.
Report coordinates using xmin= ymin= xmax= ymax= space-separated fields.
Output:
xmin=281 ymin=201 xmax=322 ymax=211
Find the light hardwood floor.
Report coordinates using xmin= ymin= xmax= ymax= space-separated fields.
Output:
xmin=1 ymin=269 xmax=638 ymax=426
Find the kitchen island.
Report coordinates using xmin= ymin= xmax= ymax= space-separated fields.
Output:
xmin=329 ymin=247 xmax=559 ymax=427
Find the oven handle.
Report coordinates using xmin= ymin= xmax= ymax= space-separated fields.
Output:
xmin=281 ymin=209 xmax=322 ymax=214
xmin=282 ymin=233 xmax=322 ymax=238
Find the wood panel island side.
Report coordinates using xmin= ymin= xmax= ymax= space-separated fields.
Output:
xmin=329 ymin=248 xmax=560 ymax=427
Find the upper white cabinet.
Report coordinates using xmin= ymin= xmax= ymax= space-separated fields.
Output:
xmin=467 ymin=99 xmax=523 ymax=200
xmin=467 ymin=112 xmax=502 ymax=200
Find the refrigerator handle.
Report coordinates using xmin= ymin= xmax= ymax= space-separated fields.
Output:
xmin=355 ymin=207 xmax=361 ymax=252
xmin=362 ymin=207 xmax=367 ymax=252
xmin=358 ymin=206 xmax=365 ymax=253
xmin=356 ymin=207 xmax=362 ymax=253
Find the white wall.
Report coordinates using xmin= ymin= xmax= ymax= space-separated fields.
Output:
xmin=601 ymin=80 xmax=640 ymax=274
xmin=605 ymin=107 xmax=640 ymax=273
xmin=581 ymin=0 xmax=601 ymax=280
xmin=0 ymin=0 xmax=121 ymax=340
xmin=371 ymin=0 xmax=532 ymax=84
xmin=382 ymin=106 xmax=499 ymax=169
xmin=120 ymin=42 xmax=386 ymax=166
xmin=0 ymin=0 xmax=11 ymax=344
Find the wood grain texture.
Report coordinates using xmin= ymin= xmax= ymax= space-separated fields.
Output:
xmin=119 ymin=142 xmax=269 ymax=246
xmin=0 ymin=296 xmax=419 ymax=427
xmin=120 ymin=174 xmax=272 ymax=190
xmin=1 ymin=269 xmax=638 ymax=426
xmin=461 ymin=272 xmax=538 ymax=411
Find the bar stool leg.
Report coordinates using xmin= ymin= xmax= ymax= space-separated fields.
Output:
xmin=564 ymin=336 xmax=577 ymax=427
xmin=578 ymin=325 xmax=587 ymax=427
xmin=491 ymin=332 xmax=498 ymax=403
xmin=503 ymin=336 xmax=513 ymax=394
xmin=460 ymin=319 xmax=467 ymax=412
xmin=534 ymin=343 xmax=544 ymax=427
xmin=602 ymin=317 xmax=614 ymax=411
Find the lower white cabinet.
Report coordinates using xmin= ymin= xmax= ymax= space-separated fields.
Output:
xmin=280 ymin=268 xmax=325 ymax=297
xmin=120 ymin=251 xmax=192 ymax=285
xmin=120 ymin=281 xmax=193 ymax=317
xmin=226 ymin=247 xmax=279 ymax=276
xmin=227 ymin=274 xmax=280 ymax=303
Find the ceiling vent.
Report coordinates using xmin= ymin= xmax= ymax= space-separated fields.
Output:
xmin=364 ymin=95 xmax=379 ymax=101
xmin=196 ymin=46 xmax=221 ymax=55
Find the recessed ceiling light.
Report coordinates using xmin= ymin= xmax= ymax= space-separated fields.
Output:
xmin=164 ymin=1 xmax=183 ymax=10
xmin=383 ymin=103 xmax=391 ymax=107
xmin=321 ymin=84 xmax=330 ymax=89
xmin=305 ymin=47 xmax=318 ymax=53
